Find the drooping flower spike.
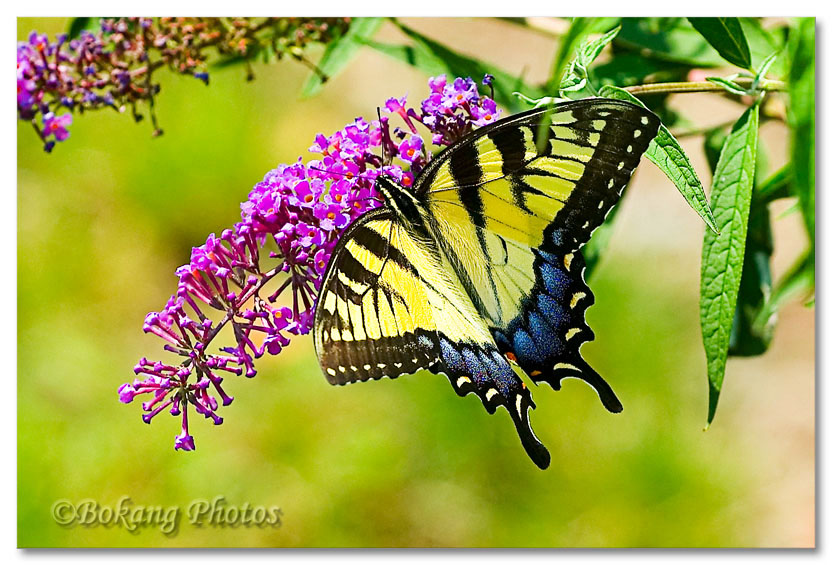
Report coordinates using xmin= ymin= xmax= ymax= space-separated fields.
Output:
xmin=120 ymin=74 xmax=501 ymax=450
xmin=17 ymin=18 xmax=352 ymax=152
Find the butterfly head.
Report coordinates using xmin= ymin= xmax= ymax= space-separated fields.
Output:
xmin=375 ymin=173 xmax=425 ymax=229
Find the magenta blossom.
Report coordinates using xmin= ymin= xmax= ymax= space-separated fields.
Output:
xmin=42 ymin=112 xmax=71 ymax=142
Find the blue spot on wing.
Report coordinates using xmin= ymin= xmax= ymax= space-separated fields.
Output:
xmin=461 ymin=348 xmax=487 ymax=387
xmin=493 ymin=249 xmax=620 ymax=413
xmin=440 ymin=337 xmax=465 ymax=373
xmin=511 ymin=328 xmax=540 ymax=363
xmin=478 ymin=349 xmax=513 ymax=397
xmin=540 ymin=258 xmax=572 ymax=301
xmin=526 ymin=310 xmax=558 ymax=357
xmin=536 ymin=292 xmax=567 ymax=328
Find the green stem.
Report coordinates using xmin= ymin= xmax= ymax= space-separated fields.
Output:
xmin=624 ymin=78 xmax=786 ymax=96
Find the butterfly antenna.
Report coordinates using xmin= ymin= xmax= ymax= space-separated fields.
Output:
xmin=376 ymin=106 xmax=389 ymax=182
xmin=377 ymin=107 xmax=386 ymax=176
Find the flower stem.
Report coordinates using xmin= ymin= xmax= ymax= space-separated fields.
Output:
xmin=624 ymin=78 xmax=787 ymax=96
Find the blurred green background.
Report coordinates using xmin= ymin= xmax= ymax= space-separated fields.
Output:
xmin=17 ymin=18 xmax=814 ymax=547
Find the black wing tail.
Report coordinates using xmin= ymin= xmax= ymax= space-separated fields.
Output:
xmin=539 ymin=355 xmax=622 ymax=414
xmin=431 ymin=334 xmax=551 ymax=469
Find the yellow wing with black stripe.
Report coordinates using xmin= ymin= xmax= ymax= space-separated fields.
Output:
xmin=419 ymin=99 xmax=659 ymax=252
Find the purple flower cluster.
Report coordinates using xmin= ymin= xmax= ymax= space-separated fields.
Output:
xmin=120 ymin=74 xmax=501 ymax=451
xmin=17 ymin=32 xmax=76 ymax=152
xmin=18 ymin=18 xmax=352 ymax=152
xmin=420 ymin=74 xmax=500 ymax=145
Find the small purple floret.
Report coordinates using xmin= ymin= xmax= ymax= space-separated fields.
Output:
xmin=174 ymin=433 xmax=195 ymax=451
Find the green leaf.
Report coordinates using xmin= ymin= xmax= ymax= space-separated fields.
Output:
xmin=688 ymin=18 xmax=752 ymax=69
xmin=559 ymin=75 xmax=588 ymax=94
xmin=67 ymin=17 xmax=98 ymax=39
xmin=787 ymin=17 xmax=815 ymax=250
xmin=365 ymin=23 xmax=542 ymax=112
xmin=300 ymin=17 xmax=384 ymax=98
xmin=706 ymin=77 xmax=750 ymax=96
xmin=547 ymin=18 xmax=594 ymax=94
xmin=753 ymin=51 xmax=779 ymax=88
xmin=706 ymin=126 xmax=775 ymax=357
xmin=577 ymin=25 xmax=621 ymax=68
xmin=728 ymin=198 xmax=773 ymax=356
xmin=558 ymin=25 xmax=621 ymax=97
xmin=700 ymin=102 xmax=759 ymax=425
xmin=616 ymin=18 xmax=725 ymax=67
xmin=600 ymin=85 xmax=718 ymax=233
xmin=753 ymin=250 xmax=814 ymax=331
xmin=739 ymin=18 xmax=788 ymax=77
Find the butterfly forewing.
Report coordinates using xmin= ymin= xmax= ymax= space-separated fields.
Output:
xmin=314 ymin=209 xmax=439 ymax=384
xmin=419 ymin=99 xmax=660 ymax=251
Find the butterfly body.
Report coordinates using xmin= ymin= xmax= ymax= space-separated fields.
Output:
xmin=313 ymin=98 xmax=660 ymax=468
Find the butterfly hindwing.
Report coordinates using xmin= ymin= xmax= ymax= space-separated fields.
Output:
xmin=419 ymin=221 xmax=622 ymax=414
xmin=491 ymin=248 xmax=622 ymax=412
xmin=314 ymin=209 xmax=550 ymax=467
